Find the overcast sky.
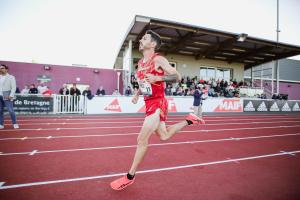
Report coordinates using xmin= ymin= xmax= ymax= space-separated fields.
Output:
xmin=0 ymin=0 xmax=299 ymax=68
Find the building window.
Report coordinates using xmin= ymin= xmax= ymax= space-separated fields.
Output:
xmin=200 ymin=67 xmax=216 ymax=81
xmin=200 ymin=66 xmax=233 ymax=81
xmin=217 ymin=68 xmax=232 ymax=81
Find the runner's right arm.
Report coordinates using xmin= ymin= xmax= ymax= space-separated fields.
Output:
xmin=132 ymin=89 xmax=141 ymax=104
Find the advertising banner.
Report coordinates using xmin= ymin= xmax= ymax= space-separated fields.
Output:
xmin=8 ymin=95 xmax=54 ymax=114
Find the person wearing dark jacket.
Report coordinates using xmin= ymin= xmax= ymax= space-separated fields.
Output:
xmin=29 ymin=84 xmax=38 ymax=94
xmin=59 ymin=84 xmax=70 ymax=95
xmin=96 ymin=86 xmax=105 ymax=96
xmin=70 ymin=83 xmax=81 ymax=111
xmin=193 ymin=87 xmax=204 ymax=118
xmin=82 ymin=86 xmax=93 ymax=100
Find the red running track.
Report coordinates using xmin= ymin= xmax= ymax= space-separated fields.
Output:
xmin=0 ymin=113 xmax=300 ymax=200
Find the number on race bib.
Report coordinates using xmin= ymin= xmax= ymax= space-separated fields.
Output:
xmin=139 ymin=80 xmax=152 ymax=96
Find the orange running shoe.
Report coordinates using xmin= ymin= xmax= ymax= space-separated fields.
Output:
xmin=186 ymin=113 xmax=205 ymax=125
xmin=110 ymin=175 xmax=135 ymax=190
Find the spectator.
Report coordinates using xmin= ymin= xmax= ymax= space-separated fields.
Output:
xmin=59 ymin=84 xmax=70 ymax=95
xmin=0 ymin=64 xmax=19 ymax=129
xmin=70 ymin=83 xmax=81 ymax=111
xmin=58 ymin=84 xmax=69 ymax=111
xmin=21 ymin=85 xmax=30 ymax=94
xmin=96 ymin=86 xmax=106 ymax=96
xmin=82 ymin=86 xmax=93 ymax=99
xmin=15 ymin=87 xmax=20 ymax=94
xmin=112 ymin=89 xmax=120 ymax=95
xmin=125 ymin=86 xmax=132 ymax=96
xmin=42 ymin=87 xmax=53 ymax=96
xmin=70 ymin=83 xmax=81 ymax=96
xmin=176 ymin=86 xmax=184 ymax=96
xmin=193 ymin=86 xmax=204 ymax=118
xmin=165 ymin=84 xmax=172 ymax=96
xmin=29 ymin=84 xmax=38 ymax=94
xmin=37 ymin=82 xmax=48 ymax=94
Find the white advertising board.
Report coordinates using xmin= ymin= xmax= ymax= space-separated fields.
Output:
xmin=86 ymin=96 xmax=243 ymax=114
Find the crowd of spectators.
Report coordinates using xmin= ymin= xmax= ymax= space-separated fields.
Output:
xmin=131 ymin=74 xmax=249 ymax=98
xmin=18 ymin=83 xmax=53 ymax=95
xmin=16 ymin=75 xmax=259 ymax=99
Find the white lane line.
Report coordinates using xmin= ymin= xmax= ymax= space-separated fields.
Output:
xmin=47 ymin=136 xmax=52 ymax=139
xmin=1 ymin=133 xmax=300 ymax=156
xmin=21 ymin=137 xmax=27 ymax=140
xmin=279 ymin=151 xmax=296 ymax=156
xmin=3 ymin=114 xmax=295 ymax=122
xmin=2 ymin=118 xmax=300 ymax=126
xmin=1 ymin=120 xmax=300 ymax=132
xmin=226 ymin=158 xmax=240 ymax=164
xmin=0 ymin=124 xmax=300 ymax=141
xmin=0 ymin=150 xmax=299 ymax=190
xmin=29 ymin=150 xmax=38 ymax=156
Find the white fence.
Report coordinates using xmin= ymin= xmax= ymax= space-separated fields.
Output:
xmin=53 ymin=95 xmax=86 ymax=114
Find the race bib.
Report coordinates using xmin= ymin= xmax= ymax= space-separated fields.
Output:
xmin=139 ymin=80 xmax=152 ymax=96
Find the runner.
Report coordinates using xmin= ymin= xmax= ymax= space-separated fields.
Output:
xmin=110 ymin=30 xmax=205 ymax=190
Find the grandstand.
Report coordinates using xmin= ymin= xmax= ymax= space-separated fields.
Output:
xmin=114 ymin=15 xmax=300 ymax=100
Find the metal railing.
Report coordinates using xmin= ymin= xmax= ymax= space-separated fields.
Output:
xmin=53 ymin=95 xmax=86 ymax=114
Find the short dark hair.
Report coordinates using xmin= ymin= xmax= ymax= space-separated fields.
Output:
xmin=0 ymin=64 xmax=8 ymax=69
xmin=146 ymin=30 xmax=161 ymax=50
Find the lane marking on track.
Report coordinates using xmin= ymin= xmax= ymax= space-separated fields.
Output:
xmin=2 ymin=114 xmax=294 ymax=122
xmin=279 ymin=151 xmax=296 ymax=156
xmin=29 ymin=150 xmax=38 ymax=156
xmin=1 ymin=121 xmax=300 ymax=132
xmin=47 ymin=136 xmax=52 ymax=139
xmin=2 ymin=117 xmax=300 ymax=126
xmin=0 ymin=124 xmax=300 ymax=141
xmin=226 ymin=158 xmax=240 ymax=164
xmin=21 ymin=137 xmax=27 ymax=140
xmin=0 ymin=133 xmax=300 ymax=156
xmin=0 ymin=150 xmax=299 ymax=190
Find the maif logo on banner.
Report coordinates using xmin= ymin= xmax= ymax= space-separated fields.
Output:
xmin=214 ymin=99 xmax=242 ymax=112
xmin=138 ymin=97 xmax=177 ymax=113
xmin=104 ymin=98 xmax=122 ymax=112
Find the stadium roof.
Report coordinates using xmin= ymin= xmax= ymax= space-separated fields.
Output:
xmin=115 ymin=15 xmax=300 ymax=69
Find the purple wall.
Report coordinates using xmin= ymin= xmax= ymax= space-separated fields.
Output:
xmin=255 ymin=79 xmax=300 ymax=100
xmin=0 ymin=60 xmax=123 ymax=95
xmin=279 ymin=82 xmax=300 ymax=100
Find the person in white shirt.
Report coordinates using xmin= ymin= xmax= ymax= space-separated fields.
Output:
xmin=0 ymin=64 xmax=19 ymax=129
xmin=37 ymin=82 xmax=48 ymax=94
xmin=21 ymin=84 xmax=30 ymax=94
xmin=112 ymin=89 xmax=120 ymax=96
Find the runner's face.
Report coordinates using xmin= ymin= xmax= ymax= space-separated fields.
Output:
xmin=139 ymin=34 xmax=153 ymax=51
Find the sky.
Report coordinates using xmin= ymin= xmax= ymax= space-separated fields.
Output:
xmin=0 ymin=0 xmax=299 ymax=69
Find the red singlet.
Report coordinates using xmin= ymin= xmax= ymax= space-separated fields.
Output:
xmin=136 ymin=53 xmax=168 ymax=121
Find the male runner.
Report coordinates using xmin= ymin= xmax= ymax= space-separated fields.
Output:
xmin=110 ymin=30 xmax=205 ymax=190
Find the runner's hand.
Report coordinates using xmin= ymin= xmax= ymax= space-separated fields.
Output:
xmin=132 ymin=96 xmax=138 ymax=104
xmin=145 ymin=74 xmax=159 ymax=83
